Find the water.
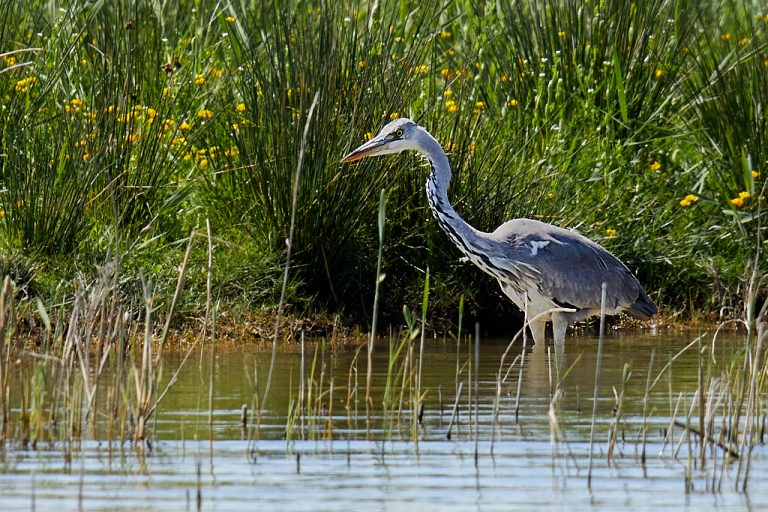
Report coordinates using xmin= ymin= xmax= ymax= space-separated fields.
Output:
xmin=1 ymin=332 xmax=765 ymax=511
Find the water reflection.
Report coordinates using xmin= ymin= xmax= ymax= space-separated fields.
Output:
xmin=0 ymin=332 xmax=765 ymax=512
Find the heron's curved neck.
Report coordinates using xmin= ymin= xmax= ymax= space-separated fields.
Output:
xmin=414 ymin=128 xmax=483 ymax=251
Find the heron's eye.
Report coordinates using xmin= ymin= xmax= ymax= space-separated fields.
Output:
xmin=395 ymin=129 xmax=404 ymax=138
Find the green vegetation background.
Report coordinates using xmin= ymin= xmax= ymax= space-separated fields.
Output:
xmin=1 ymin=0 xmax=766 ymax=333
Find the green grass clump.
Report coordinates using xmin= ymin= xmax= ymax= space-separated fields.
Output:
xmin=0 ymin=0 xmax=765 ymax=331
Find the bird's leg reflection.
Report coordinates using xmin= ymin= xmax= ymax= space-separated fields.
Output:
xmin=525 ymin=341 xmax=566 ymax=398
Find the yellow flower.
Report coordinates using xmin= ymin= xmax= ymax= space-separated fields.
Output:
xmin=446 ymin=49 xmax=456 ymax=57
xmin=198 ymin=157 xmax=209 ymax=169
xmin=557 ymin=30 xmax=566 ymax=38
xmin=654 ymin=69 xmax=664 ymax=79
xmin=731 ymin=197 xmax=744 ymax=207
xmin=180 ymin=121 xmax=192 ymax=131
xmin=65 ymin=98 xmax=84 ymax=113
xmin=195 ymin=74 xmax=206 ymax=86
xmin=162 ymin=119 xmax=176 ymax=132
xmin=474 ymin=101 xmax=485 ymax=110
xmin=443 ymin=89 xmax=453 ymax=97
xmin=412 ymin=64 xmax=429 ymax=73
xmin=389 ymin=112 xmax=399 ymax=120
xmin=444 ymin=141 xmax=458 ymax=151
xmin=224 ymin=148 xmax=239 ymax=158
xmin=0 ymin=209 xmax=4 ymax=218
xmin=3 ymin=55 xmax=16 ymax=67
xmin=236 ymin=102 xmax=246 ymax=112
xmin=679 ymin=198 xmax=691 ymax=207
xmin=145 ymin=108 xmax=157 ymax=121
xmin=225 ymin=16 xmax=236 ymax=23
xmin=507 ymin=99 xmax=519 ymax=108
xmin=752 ymin=170 xmax=760 ymax=178
xmin=467 ymin=143 xmax=477 ymax=153
xmin=500 ymin=73 xmax=509 ymax=82
xmin=358 ymin=60 xmax=366 ymax=69
xmin=649 ymin=161 xmax=662 ymax=171
xmin=440 ymin=68 xmax=451 ymax=78
xmin=720 ymin=33 xmax=732 ymax=41
xmin=739 ymin=37 xmax=750 ymax=46
xmin=197 ymin=109 xmax=213 ymax=120
xmin=440 ymin=30 xmax=452 ymax=39
xmin=679 ymin=194 xmax=697 ymax=207
xmin=605 ymin=228 xmax=617 ymax=237
xmin=364 ymin=132 xmax=374 ymax=141
xmin=738 ymin=191 xmax=750 ymax=200
xmin=685 ymin=194 xmax=698 ymax=202
xmin=14 ymin=76 xmax=37 ymax=93
xmin=445 ymin=100 xmax=458 ymax=113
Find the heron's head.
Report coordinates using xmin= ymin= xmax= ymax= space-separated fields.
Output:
xmin=341 ymin=117 xmax=420 ymax=163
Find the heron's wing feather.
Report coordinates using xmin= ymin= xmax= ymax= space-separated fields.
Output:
xmin=489 ymin=219 xmax=644 ymax=311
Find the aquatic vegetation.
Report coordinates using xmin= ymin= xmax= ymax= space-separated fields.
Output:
xmin=0 ymin=0 xmax=764 ymax=328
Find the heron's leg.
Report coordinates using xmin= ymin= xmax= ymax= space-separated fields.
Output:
xmin=551 ymin=313 xmax=569 ymax=344
xmin=528 ymin=318 xmax=546 ymax=344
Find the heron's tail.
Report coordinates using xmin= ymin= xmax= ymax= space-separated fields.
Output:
xmin=626 ymin=289 xmax=657 ymax=320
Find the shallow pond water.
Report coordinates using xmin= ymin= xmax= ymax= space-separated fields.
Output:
xmin=1 ymin=331 xmax=766 ymax=511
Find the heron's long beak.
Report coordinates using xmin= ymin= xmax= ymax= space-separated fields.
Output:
xmin=341 ymin=138 xmax=387 ymax=163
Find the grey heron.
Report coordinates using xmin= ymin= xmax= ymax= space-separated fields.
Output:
xmin=342 ymin=117 xmax=657 ymax=344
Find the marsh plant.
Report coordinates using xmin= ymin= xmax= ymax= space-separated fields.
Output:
xmin=0 ymin=0 xmax=764 ymax=327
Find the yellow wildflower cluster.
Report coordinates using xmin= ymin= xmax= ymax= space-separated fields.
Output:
xmin=65 ymin=98 xmax=85 ymax=113
xmin=649 ymin=161 xmax=662 ymax=171
xmin=444 ymin=141 xmax=458 ymax=152
xmin=473 ymin=101 xmax=485 ymax=111
xmin=195 ymin=74 xmax=207 ymax=86
xmin=389 ymin=112 xmax=399 ymax=120
xmin=15 ymin=76 xmax=37 ymax=93
xmin=412 ymin=64 xmax=429 ymax=74
xmin=161 ymin=118 xmax=176 ymax=132
xmin=605 ymin=227 xmax=617 ymax=237
xmin=731 ymin=191 xmax=750 ymax=208
xmin=3 ymin=54 xmax=16 ymax=67
xmin=507 ymin=99 xmax=519 ymax=108
xmin=198 ymin=109 xmax=214 ymax=120
xmin=445 ymin=99 xmax=458 ymax=113
xmin=225 ymin=16 xmax=236 ymax=23
xmin=440 ymin=30 xmax=452 ymax=39
xmin=440 ymin=68 xmax=465 ymax=80
xmin=185 ymin=145 xmax=237 ymax=168
xmin=679 ymin=194 xmax=698 ymax=207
